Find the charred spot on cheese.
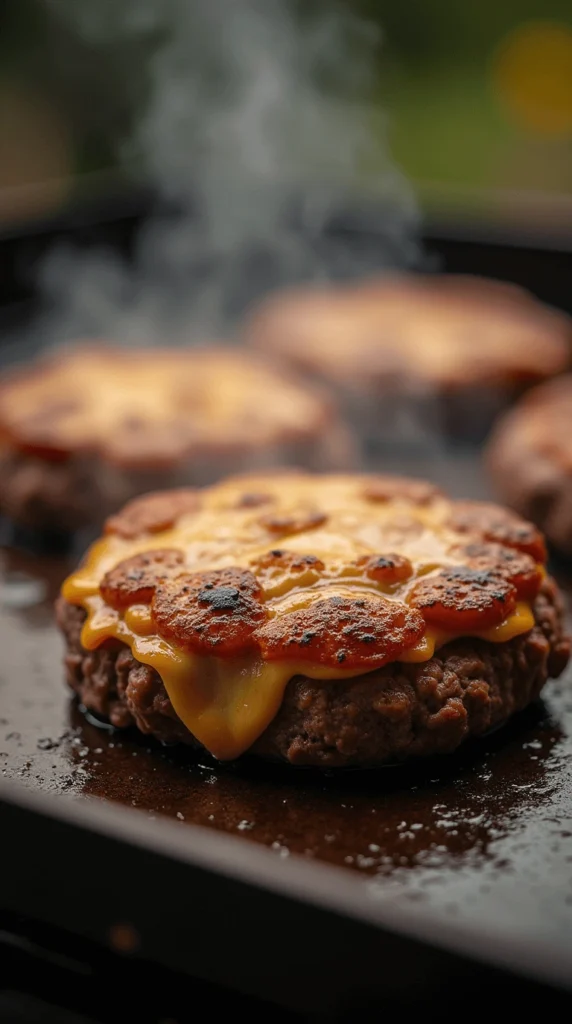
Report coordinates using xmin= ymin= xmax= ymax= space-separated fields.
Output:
xmin=259 ymin=507 xmax=327 ymax=537
xmin=355 ymin=552 xmax=413 ymax=584
xmin=100 ymin=549 xmax=185 ymax=609
xmin=106 ymin=488 xmax=200 ymax=539
xmin=448 ymin=500 xmax=546 ymax=562
xmin=459 ymin=541 xmax=542 ymax=601
xmin=362 ymin=476 xmax=442 ymax=506
xmin=257 ymin=594 xmax=425 ymax=669
xmin=410 ymin=565 xmax=517 ymax=630
xmin=152 ymin=567 xmax=266 ymax=656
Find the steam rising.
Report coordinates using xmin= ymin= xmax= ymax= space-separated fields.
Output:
xmin=39 ymin=0 xmax=419 ymax=345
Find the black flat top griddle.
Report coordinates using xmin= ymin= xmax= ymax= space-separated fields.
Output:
xmin=1 ymin=452 xmax=571 ymax=1018
xmin=1 ymin=204 xmax=572 ymax=1017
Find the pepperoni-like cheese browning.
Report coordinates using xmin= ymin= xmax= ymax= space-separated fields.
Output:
xmin=152 ymin=568 xmax=266 ymax=656
xmin=258 ymin=595 xmax=425 ymax=668
xmin=459 ymin=542 xmax=542 ymax=601
xmin=259 ymin=508 xmax=327 ymax=537
xmin=251 ymin=550 xmax=325 ymax=600
xmin=362 ymin=478 xmax=441 ymax=505
xmin=252 ymin=550 xmax=326 ymax=574
xmin=409 ymin=566 xmax=517 ymax=631
xmin=235 ymin=491 xmax=274 ymax=509
xmin=100 ymin=549 xmax=185 ymax=609
xmin=355 ymin=553 xmax=413 ymax=584
xmin=106 ymin=489 xmax=200 ymax=539
xmin=448 ymin=500 xmax=546 ymax=562
xmin=61 ymin=472 xmax=546 ymax=759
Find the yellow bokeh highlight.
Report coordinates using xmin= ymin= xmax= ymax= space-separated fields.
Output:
xmin=493 ymin=21 xmax=572 ymax=136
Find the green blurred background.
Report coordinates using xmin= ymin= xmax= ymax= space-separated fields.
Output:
xmin=1 ymin=0 xmax=571 ymax=232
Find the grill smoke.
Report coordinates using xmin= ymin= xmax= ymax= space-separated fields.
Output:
xmin=37 ymin=0 xmax=419 ymax=345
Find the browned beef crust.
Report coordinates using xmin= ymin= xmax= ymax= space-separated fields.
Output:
xmin=56 ymin=577 xmax=570 ymax=767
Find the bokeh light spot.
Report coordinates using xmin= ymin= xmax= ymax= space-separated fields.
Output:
xmin=493 ymin=21 xmax=572 ymax=137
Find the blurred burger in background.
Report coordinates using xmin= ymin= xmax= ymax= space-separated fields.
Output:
xmin=244 ymin=273 xmax=572 ymax=447
xmin=0 ymin=343 xmax=353 ymax=535
xmin=0 ymin=0 xmax=571 ymax=538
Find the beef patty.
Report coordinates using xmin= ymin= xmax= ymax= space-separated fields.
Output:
xmin=56 ymin=577 xmax=569 ymax=767
xmin=0 ymin=344 xmax=350 ymax=533
xmin=487 ymin=374 xmax=572 ymax=555
xmin=56 ymin=471 xmax=570 ymax=767
xmin=245 ymin=275 xmax=571 ymax=441
xmin=245 ymin=274 xmax=571 ymax=392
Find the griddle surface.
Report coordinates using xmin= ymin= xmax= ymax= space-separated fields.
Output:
xmin=1 ymin=458 xmax=571 ymax=952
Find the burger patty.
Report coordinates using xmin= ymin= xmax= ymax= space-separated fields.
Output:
xmin=56 ymin=577 xmax=569 ymax=767
xmin=245 ymin=274 xmax=571 ymax=392
xmin=0 ymin=344 xmax=352 ymax=534
xmin=0 ymin=428 xmax=352 ymax=535
xmin=487 ymin=375 xmax=572 ymax=555
xmin=0 ymin=450 xmax=168 ymax=534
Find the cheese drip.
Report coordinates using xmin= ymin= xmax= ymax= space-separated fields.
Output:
xmin=69 ymin=591 xmax=534 ymax=760
xmin=61 ymin=473 xmax=538 ymax=760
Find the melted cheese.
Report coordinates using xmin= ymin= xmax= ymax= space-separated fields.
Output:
xmin=74 ymin=594 xmax=534 ymax=760
xmin=61 ymin=473 xmax=538 ymax=760
xmin=398 ymin=601 xmax=534 ymax=662
xmin=0 ymin=346 xmax=326 ymax=460
xmin=76 ymin=595 xmax=371 ymax=760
